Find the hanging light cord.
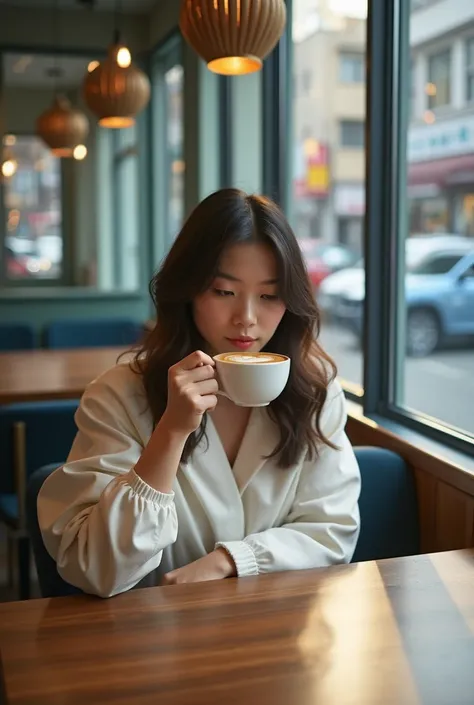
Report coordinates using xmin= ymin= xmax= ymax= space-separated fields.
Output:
xmin=114 ymin=0 xmax=123 ymax=44
xmin=51 ymin=0 xmax=60 ymax=96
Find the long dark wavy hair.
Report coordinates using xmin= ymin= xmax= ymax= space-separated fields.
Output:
xmin=133 ymin=188 xmax=337 ymax=468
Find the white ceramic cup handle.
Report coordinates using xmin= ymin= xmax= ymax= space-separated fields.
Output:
xmin=214 ymin=366 xmax=231 ymax=401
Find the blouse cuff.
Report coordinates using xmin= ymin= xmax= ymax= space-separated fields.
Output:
xmin=126 ymin=468 xmax=175 ymax=507
xmin=215 ymin=540 xmax=259 ymax=577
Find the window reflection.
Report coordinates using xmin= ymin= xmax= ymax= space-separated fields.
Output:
xmin=2 ymin=135 xmax=62 ymax=281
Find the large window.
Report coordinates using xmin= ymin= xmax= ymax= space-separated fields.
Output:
xmin=427 ymin=49 xmax=451 ymax=109
xmin=2 ymin=135 xmax=62 ymax=282
xmin=164 ymin=63 xmax=184 ymax=243
xmin=394 ymin=2 xmax=474 ymax=440
xmin=290 ymin=0 xmax=367 ymax=391
xmin=114 ymin=127 xmax=140 ymax=292
xmin=152 ymin=38 xmax=185 ymax=260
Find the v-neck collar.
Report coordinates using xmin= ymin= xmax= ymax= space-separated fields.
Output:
xmin=179 ymin=407 xmax=281 ymax=544
xmin=208 ymin=408 xmax=280 ymax=493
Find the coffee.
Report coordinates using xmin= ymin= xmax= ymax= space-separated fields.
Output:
xmin=217 ymin=352 xmax=287 ymax=364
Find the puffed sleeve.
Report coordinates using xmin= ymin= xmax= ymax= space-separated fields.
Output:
xmin=38 ymin=365 xmax=178 ymax=597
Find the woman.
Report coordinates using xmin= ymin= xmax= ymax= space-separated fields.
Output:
xmin=38 ymin=188 xmax=361 ymax=598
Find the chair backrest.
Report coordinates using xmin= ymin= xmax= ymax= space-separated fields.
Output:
xmin=45 ymin=318 xmax=143 ymax=349
xmin=0 ymin=323 xmax=35 ymax=351
xmin=26 ymin=464 xmax=83 ymax=598
xmin=0 ymin=400 xmax=79 ymax=494
xmin=352 ymin=446 xmax=420 ymax=562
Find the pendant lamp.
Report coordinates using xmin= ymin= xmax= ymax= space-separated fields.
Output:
xmin=36 ymin=94 xmax=89 ymax=158
xmin=179 ymin=0 xmax=287 ymax=76
xmin=35 ymin=0 xmax=89 ymax=157
xmin=82 ymin=43 xmax=150 ymax=128
xmin=82 ymin=0 xmax=150 ymax=128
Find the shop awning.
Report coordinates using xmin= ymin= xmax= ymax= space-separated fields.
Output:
xmin=408 ymin=153 xmax=474 ymax=186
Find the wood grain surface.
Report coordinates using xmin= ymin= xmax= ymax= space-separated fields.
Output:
xmin=0 ymin=550 xmax=473 ymax=704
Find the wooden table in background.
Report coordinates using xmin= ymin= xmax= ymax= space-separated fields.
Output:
xmin=0 ymin=549 xmax=473 ymax=705
xmin=0 ymin=347 xmax=129 ymax=404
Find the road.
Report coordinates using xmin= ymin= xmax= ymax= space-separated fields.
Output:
xmin=320 ymin=324 xmax=474 ymax=437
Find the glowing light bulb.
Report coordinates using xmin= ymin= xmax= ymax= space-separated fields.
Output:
xmin=2 ymin=159 xmax=18 ymax=178
xmin=117 ymin=47 xmax=131 ymax=68
xmin=73 ymin=145 xmax=88 ymax=160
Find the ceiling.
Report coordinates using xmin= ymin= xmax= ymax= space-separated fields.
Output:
xmin=0 ymin=0 xmax=159 ymax=13
xmin=3 ymin=53 xmax=96 ymax=88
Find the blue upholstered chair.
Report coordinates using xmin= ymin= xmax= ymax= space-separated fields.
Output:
xmin=26 ymin=446 xmax=420 ymax=599
xmin=45 ymin=318 xmax=143 ymax=349
xmin=352 ymin=446 xmax=420 ymax=562
xmin=0 ymin=400 xmax=79 ymax=599
xmin=0 ymin=323 xmax=35 ymax=351
xmin=26 ymin=465 xmax=82 ymax=598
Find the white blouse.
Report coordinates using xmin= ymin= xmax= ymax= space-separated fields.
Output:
xmin=38 ymin=362 xmax=361 ymax=598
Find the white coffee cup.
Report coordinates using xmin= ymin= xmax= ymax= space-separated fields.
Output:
xmin=213 ymin=352 xmax=291 ymax=407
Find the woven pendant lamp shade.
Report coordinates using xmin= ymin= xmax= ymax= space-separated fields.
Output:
xmin=179 ymin=0 xmax=287 ymax=76
xmin=83 ymin=44 xmax=151 ymax=128
xmin=36 ymin=95 xmax=89 ymax=158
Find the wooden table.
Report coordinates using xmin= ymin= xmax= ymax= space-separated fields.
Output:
xmin=0 ymin=347 xmax=129 ymax=404
xmin=0 ymin=549 xmax=473 ymax=705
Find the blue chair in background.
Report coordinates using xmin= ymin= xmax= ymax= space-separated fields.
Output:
xmin=0 ymin=400 xmax=79 ymax=600
xmin=352 ymin=446 xmax=420 ymax=562
xmin=45 ymin=318 xmax=143 ymax=349
xmin=0 ymin=323 xmax=35 ymax=351
xmin=26 ymin=465 xmax=82 ymax=598
xmin=26 ymin=446 xmax=420 ymax=599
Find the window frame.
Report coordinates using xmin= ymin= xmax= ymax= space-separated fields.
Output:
xmin=365 ymin=0 xmax=474 ymax=453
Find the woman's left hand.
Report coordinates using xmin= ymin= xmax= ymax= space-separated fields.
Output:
xmin=161 ymin=548 xmax=237 ymax=586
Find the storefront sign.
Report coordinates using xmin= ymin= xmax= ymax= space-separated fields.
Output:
xmin=408 ymin=115 xmax=474 ymax=163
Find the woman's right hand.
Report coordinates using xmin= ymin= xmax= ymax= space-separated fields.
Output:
xmin=161 ymin=350 xmax=218 ymax=437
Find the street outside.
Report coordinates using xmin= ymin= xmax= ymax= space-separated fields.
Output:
xmin=320 ymin=323 xmax=474 ymax=437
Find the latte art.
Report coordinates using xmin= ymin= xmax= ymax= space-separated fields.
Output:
xmin=218 ymin=352 xmax=287 ymax=364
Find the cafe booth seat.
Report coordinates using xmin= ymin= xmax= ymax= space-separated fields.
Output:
xmin=27 ymin=446 xmax=420 ymax=599
xmin=351 ymin=446 xmax=420 ymax=562
xmin=0 ymin=323 xmax=35 ymax=351
xmin=0 ymin=400 xmax=79 ymax=600
xmin=45 ymin=318 xmax=143 ymax=349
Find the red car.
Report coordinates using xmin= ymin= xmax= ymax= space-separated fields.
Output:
xmin=298 ymin=239 xmax=359 ymax=289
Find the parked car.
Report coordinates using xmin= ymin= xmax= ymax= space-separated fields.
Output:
xmin=318 ymin=235 xmax=474 ymax=356
xmin=298 ymin=239 xmax=359 ymax=289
